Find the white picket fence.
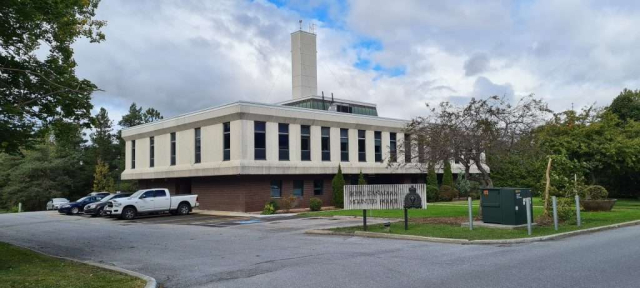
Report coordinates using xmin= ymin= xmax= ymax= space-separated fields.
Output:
xmin=344 ymin=184 xmax=427 ymax=210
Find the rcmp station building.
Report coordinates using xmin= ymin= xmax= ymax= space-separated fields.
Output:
xmin=121 ymin=27 xmax=486 ymax=212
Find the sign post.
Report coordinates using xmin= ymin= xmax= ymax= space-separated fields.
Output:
xmin=552 ymin=196 xmax=558 ymax=231
xmin=363 ymin=209 xmax=367 ymax=231
xmin=468 ymin=197 xmax=474 ymax=230
xmin=404 ymin=209 xmax=408 ymax=230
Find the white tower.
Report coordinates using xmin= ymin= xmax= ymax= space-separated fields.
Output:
xmin=291 ymin=24 xmax=317 ymax=99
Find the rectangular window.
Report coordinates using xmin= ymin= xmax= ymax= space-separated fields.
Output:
xmin=313 ymin=179 xmax=324 ymax=195
xmin=149 ymin=137 xmax=155 ymax=168
xmin=293 ymin=180 xmax=304 ymax=196
xmin=390 ymin=133 xmax=397 ymax=163
xmin=374 ymin=131 xmax=382 ymax=162
xmin=170 ymin=132 xmax=176 ymax=166
xmin=340 ymin=128 xmax=349 ymax=162
xmin=131 ymin=140 xmax=136 ymax=169
xmin=278 ymin=123 xmax=289 ymax=161
xmin=404 ymin=134 xmax=412 ymax=163
xmin=301 ymin=125 xmax=310 ymax=161
xmin=321 ymin=127 xmax=330 ymax=161
xmin=194 ymin=128 xmax=201 ymax=164
xmin=254 ymin=121 xmax=266 ymax=160
xmin=270 ymin=180 xmax=282 ymax=198
xmin=358 ymin=130 xmax=366 ymax=162
xmin=223 ymin=122 xmax=230 ymax=161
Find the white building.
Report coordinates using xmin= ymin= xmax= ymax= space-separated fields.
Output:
xmin=121 ymin=26 xmax=485 ymax=211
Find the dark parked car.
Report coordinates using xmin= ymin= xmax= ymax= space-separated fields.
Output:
xmin=83 ymin=193 xmax=131 ymax=216
xmin=58 ymin=195 xmax=105 ymax=215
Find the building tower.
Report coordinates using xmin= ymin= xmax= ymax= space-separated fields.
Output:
xmin=291 ymin=23 xmax=317 ymax=99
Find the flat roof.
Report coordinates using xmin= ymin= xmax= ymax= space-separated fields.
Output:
xmin=277 ymin=95 xmax=377 ymax=108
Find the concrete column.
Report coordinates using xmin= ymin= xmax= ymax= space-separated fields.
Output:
xmin=397 ymin=132 xmax=405 ymax=164
xmin=310 ymin=125 xmax=321 ymax=162
xmin=125 ymin=140 xmax=132 ymax=170
xmin=366 ymin=130 xmax=374 ymax=163
xmin=177 ymin=129 xmax=194 ymax=165
xmin=290 ymin=124 xmax=301 ymax=162
xmin=242 ymin=120 xmax=254 ymax=161
xmin=230 ymin=120 xmax=243 ymax=161
xmin=137 ymin=137 xmax=149 ymax=169
xmin=330 ymin=127 xmax=340 ymax=164
xmin=381 ymin=131 xmax=390 ymax=164
xmin=202 ymin=123 xmax=222 ymax=163
xmin=266 ymin=122 xmax=278 ymax=161
xmin=349 ymin=128 xmax=358 ymax=164
xmin=155 ymin=134 xmax=169 ymax=167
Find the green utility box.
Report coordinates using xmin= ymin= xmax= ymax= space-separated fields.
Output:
xmin=480 ymin=188 xmax=533 ymax=225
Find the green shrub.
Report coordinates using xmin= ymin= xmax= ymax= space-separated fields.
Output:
xmin=438 ymin=185 xmax=459 ymax=201
xmin=582 ymin=185 xmax=608 ymax=200
xmin=469 ymin=191 xmax=480 ymax=200
xmin=442 ymin=161 xmax=453 ymax=186
xmin=557 ymin=197 xmax=576 ymax=223
xmin=309 ymin=197 xmax=322 ymax=211
xmin=332 ymin=165 xmax=345 ymax=208
xmin=427 ymin=165 xmax=438 ymax=187
xmin=358 ymin=171 xmax=367 ymax=185
xmin=427 ymin=185 xmax=439 ymax=202
xmin=262 ymin=203 xmax=276 ymax=215
xmin=455 ymin=174 xmax=471 ymax=197
xmin=268 ymin=199 xmax=279 ymax=211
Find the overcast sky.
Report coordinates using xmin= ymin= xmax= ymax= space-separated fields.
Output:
xmin=73 ymin=0 xmax=640 ymax=122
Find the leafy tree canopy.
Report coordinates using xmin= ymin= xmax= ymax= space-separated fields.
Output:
xmin=608 ymin=88 xmax=640 ymax=122
xmin=0 ymin=0 xmax=106 ymax=154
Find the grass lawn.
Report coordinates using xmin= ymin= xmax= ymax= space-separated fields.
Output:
xmin=302 ymin=199 xmax=640 ymax=240
xmin=0 ymin=242 xmax=145 ymax=288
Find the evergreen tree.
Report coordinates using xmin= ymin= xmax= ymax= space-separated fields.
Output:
xmin=332 ymin=165 xmax=345 ymax=208
xmin=427 ymin=164 xmax=438 ymax=187
xmin=90 ymin=107 xmax=115 ymax=162
xmin=92 ymin=159 xmax=115 ymax=192
xmin=443 ymin=161 xmax=454 ymax=186
xmin=358 ymin=171 xmax=367 ymax=185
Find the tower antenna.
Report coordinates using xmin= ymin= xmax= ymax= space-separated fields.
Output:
xmin=299 ymin=20 xmax=302 ymax=30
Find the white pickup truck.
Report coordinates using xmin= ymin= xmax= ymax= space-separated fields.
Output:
xmin=105 ymin=188 xmax=199 ymax=220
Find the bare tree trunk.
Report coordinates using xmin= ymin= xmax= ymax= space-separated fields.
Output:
xmin=474 ymin=156 xmax=493 ymax=187
xmin=543 ymin=157 xmax=553 ymax=216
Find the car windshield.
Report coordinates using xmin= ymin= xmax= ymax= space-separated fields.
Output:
xmin=75 ymin=196 xmax=89 ymax=202
xmin=129 ymin=190 xmax=145 ymax=198
xmin=98 ymin=194 xmax=116 ymax=202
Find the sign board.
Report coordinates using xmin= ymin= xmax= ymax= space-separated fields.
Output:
xmin=344 ymin=184 xmax=427 ymax=210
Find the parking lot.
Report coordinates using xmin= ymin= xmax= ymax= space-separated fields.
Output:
xmin=2 ymin=211 xmax=640 ymax=288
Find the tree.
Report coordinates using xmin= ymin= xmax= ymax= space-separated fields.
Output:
xmin=0 ymin=0 xmax=106 ymax=154
xmin=427 ymin=164 xmax=438 ymax=187
xmin=608 ymin=89 xmax=640 ymax=122
xmin=332 ymin=165 xmax=345 ymax=208
xmin=90 ymin=107 xmax=114 ymax=161
xmin=358 ymin=171 xmax=367 ymax=185
xmin=118 ymin=103 xmax=164 ymax=128
xmin=442 ymin=161 xmax=453 ymax=186
xmin=92 ymin=159 xmax=115 ymax=192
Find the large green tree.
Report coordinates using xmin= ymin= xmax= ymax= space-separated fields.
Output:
xmin=332 ymin=165 xmax=345 ymax=208
xmin=608 ymin=89 xmax=640 ymax=122
xmin=90 ymin=107 xmax=114 ymax=162
xmin=0 ymin=0 xmax=106 ymax=154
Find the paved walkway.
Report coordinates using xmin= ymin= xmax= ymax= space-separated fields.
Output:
xmin=1 ymin=211 xmax=639 ymax=288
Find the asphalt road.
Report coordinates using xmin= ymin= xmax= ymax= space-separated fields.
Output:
xmin=1 ymin=211 xmax=639 ymax=288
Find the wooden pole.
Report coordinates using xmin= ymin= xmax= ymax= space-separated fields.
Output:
xmin=544 ymin=157 xmax=553 ymax=216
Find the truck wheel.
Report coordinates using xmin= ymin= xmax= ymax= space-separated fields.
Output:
xmin=71 ymin=207 xmax=79 ymax=215
xmin=177 ymin=203 xmax=190 ymax=215
xmin=121 ymin=207 xmax=136 ymax=220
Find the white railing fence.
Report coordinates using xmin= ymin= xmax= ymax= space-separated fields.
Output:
xmin=344 ymin=184 xmax=427 ymax=210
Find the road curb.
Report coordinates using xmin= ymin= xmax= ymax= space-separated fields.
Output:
xmin=305 ymin=219 xmax=640 ymax=245
xmin=6 ymin=243 xmax=157 ymax=288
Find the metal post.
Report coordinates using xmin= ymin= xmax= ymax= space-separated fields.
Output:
xmin=363 ymin=209 xmax=367 ymax=231
xmin=575 ymin=195 xmax=581 ymax=227
xmin=552 ymin=196 xmax=558 ymax=231
xmin=468 ymin=197 xmax=474 ymax=230
xmin=404 ymin=208 xmax=408 ymax=230
xmin=18 ymin=202 xmax=22 ymax=213
xmin=525 ymin=198 xmax=532 ymax=236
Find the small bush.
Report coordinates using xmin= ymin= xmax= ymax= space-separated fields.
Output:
xmin=557 ymin=197 xmax=576 ymax=223
xmin=262 ymin=203 xmax=276 ymax=215
xmin=427 ymin=185 xmax=439 ymax=202
xmin=309 ymin=197 xmax=322 ymax=211
xmin=469 ymin=191 xmax=480 ymax=200
xmin=582 ymin=185 xmax=608 ymax=200
xmin=280 ymin=195 xmax=298 ymax=212
xmin=268 ymin=199 xmax=279 ymax=211
xmin=438 ymin=185 xmax=459 ymax=202
xmin=455 ymin=175 xmax=471 ymax=197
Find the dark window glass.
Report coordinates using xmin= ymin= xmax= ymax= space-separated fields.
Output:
xmin=149 ymin=137 xmax=155 ymax=168
xmin=254 ymin=121 xmax=266 ymax=160
xmin=350 ymin=175 xmax=359 ymax=185
xmin=337 ymin=105 xmax=353 ymax=113
xmin=293 ymin=180 xmax=304 ymax=196
xmin=131 ymin=140 xmax=136 ymax=169
xmin=142 ymin=191 xmax=154 ymax=198
xmin=321 ymin=127 xmax=330 ymax=161
xmin=358 ymin=130 xmax=366 ymax=162
xmin=154 ymin=190 xmax=167 ymax=198
xmin=404 ymin=134 xmax=412 ymax=163
xmin=223 ymin=122 xmax=230 ymax=161
xmin=340 ymin=128 xmax=349 ymax=162
xmin=390 ymin=133 xmax=397 ymax=163
xmin=279 ymin=123 xmax=289 ymax=161
xmin=195 ymin=128 xmax=201 ymax=164
xmin=170 ymin=132 xmax=176 ymax=166
xmin=314 ymin=179 xmax=324 ymax=195
xmin=301 ymin=125 xmax=310 ymax=161
xmin=374 ymin=131 xmax=382 ymax=162
xmin=270 ymin=180 xmax=282 ymax=198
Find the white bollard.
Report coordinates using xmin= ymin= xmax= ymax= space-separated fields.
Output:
xmin=552 ymin=196 xmax=558 ymax=231
xmin=18 ymin=202 xmax=22 ymax=213
xmin=468 ymin=197 xmax=474 ymax=230
xmin=525 ymin=198 xmax=532 ymax=236
xmin=575 ymin=195 xmax=581 ymax=227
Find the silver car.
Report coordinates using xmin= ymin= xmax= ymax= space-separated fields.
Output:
xmin=46 ymin=198 xmax=70 ymax=210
